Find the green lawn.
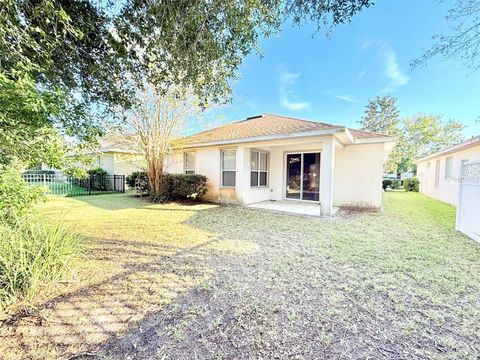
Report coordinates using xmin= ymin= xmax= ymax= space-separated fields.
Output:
xmin=1 ymin=192 xmax=479 ymax=359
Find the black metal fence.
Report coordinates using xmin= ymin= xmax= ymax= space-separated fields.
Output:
xmin=22 ymin=173 xmax=125 ymax=197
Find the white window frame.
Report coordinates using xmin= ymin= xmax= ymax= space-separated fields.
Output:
xmin=250 ymin=150 xmax=269 ymax=188
xmin=445 ymin=157 xmax=453 ymax=179
xmin=283 ymin=151 xmax=321 ymax=202
xmin=435 ymin=159 xmax=440 ymax=188
xmin=220 ymin=149 xmax=236 ymax=188
xmin=184 ymin=151 xmax=196 ymax=175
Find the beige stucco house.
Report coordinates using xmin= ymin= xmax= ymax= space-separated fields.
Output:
xmin=165 ymin=114 xmax=396 ymax=216
xmin=415 ymin=135 xmax=480 ymax=206
xmin=92 ymin=140 xmax=145 ymax=176
xmin=41 ymin=140 xmax=144 ymax=177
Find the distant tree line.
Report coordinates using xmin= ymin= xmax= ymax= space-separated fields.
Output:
xmin=359 ymin=95 xmax=464 ymax=175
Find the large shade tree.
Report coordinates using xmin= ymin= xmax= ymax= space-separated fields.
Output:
xmin=1 ymin=0 xmax=373 ymax=167
xmin=413 ymin=0 xmax=480 ymax=73
xmin=359 ymin=95 xmax=402 ymax=173
xmin=360 ymin=96 xmax=465 ymax=174
xmin=125 ymin=86 xmax=201 ymax=198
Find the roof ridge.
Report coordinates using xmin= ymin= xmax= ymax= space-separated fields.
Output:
xmin=262 ymin=113 xmax=344 ymax=129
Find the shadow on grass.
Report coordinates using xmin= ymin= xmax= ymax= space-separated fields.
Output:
xmin=0 ymin=205 xmax=257 ymax=359
xmin=66 ymin=192 xmax=219 ymax=212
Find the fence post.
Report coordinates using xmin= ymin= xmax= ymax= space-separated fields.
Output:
xmin=122 ymin=175 xmax=125 ymax=193
xmin=113 ymin=175 xmax=117 ymax=192
xmin=89 ymin=175 xmax=92 ymax=195
xmin=455 ymin=161 xmax=464 ymax=231
xmin=43 ymin=173 xmax=46 ymax=187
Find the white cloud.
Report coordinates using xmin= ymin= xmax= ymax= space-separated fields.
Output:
xmin=358 ymin=70 xmax=366 ymax=79
xmin=279 ymin=71 xmax=300 ymax=85
xmin=334 ymin=95 xmax=357 ymax=103
xmin=321 ymin=89 xmax=358 ymax=103
xmin=281 ymin=96 xmax=311 ymax=110
xmin=358 ymin=39 xmax=373 ymax=51
xmin=381 ymin=44 xmax=410 ymax=91
xmin=276 ymin=64 xmax=311 ymax=111
xmin=358 ymin=39 xmax=410 ymax=92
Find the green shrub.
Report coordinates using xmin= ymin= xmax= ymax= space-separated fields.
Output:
xmin=391 ymin=179 xmax=402 ymax=190
xmin=86 ymin=167 xmax=110 ymax=190
xmin=87 ymin=167 xmax=108 ymax=176
xmin=403 ymin=177 xmax=419 ymax=192
xmin=382 ymin=179 xmax=392 ymax=191
xmin=63 ymin=166 xmax=88 ymax=179
xmin=126 ymin=171 xmax=149 ymax=193
xmin=0 ymin=165 xmax=45 ymax=222
xmin=162 ymin=174 xmax=208 ymax=201
xmin=0 ymin=216 xmax=81 ymax=309
xmin=127 ymin=172 xmax=208 ymax=201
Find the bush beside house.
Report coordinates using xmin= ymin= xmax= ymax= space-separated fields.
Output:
xmin=126 ymin=172 xmax=208 ymax=201
xmin=163 ymin=174 xmax=208 ymax=200
xmin=403 ymin=178 xmax=419 ymax=192
xmin=126 ymin=171 xmax=149 ymax=194
xmin=382 ymin=179 xmax=402 ymax=191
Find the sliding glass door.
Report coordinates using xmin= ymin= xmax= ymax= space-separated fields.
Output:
xmin=286 ymin=154 xmax=302 ymax=199
xmin=286 ymin=152 xmax=320 ymax=201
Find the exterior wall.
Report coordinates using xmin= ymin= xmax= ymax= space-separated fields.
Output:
xmin=97 ymin=153 xmax=144 ymax=176
xmin=97 ymin=154 xmax=115 ymax=174
xmin=166 ymin=136 xmax=387 ymax=211
xmin=166 ymin=137 xmax=326 ymax=205
xmin=112 ymin=154 xmax=145 ymax=176
xmin=333 ymin=143 xmax=385 ymax=208
xmin=165 ymin=148 xmax=237 ymax=202
xmin=417 ymin=145 xmax=480 ymax=205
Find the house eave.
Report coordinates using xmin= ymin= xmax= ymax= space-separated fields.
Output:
xmin=414 ymin=136 xmax=480 ymax=164
xmin=353 ymin=136 xmax=397 ymax=145
xmin=181 ymin=127 xmax=346 ymax=149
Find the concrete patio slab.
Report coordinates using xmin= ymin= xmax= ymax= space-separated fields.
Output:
xmin=247 ymin=200 xmax=338 ymax=217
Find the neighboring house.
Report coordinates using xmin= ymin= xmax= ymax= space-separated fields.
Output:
xmin=40 ymin=140 xmax=145 ymax=176
xmin=384 ymin=172 xmax=414 ymax=180
xmin=93 ymin=140 xmax=145 ymax=176
xmin=165 ymin=114 xmax=396 ymax=216
xmin=415 ymin=135 xmax=480 ymax=206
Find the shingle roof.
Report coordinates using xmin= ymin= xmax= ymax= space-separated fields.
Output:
xmin=348 ymin=128 xmax=390 ymax=139
xmin=184 ymin=113 xmax=390 ymax=145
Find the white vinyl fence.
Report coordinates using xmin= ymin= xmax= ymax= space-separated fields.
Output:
xmin=456 ymin=161 xmax=480 ymax=243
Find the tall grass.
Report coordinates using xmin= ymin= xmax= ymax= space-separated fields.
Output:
xmin=0 ymin=216 xmax=81 ymax=309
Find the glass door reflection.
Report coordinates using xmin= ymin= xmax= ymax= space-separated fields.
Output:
xmin=285 ymin=152 xmax=320 ymax=201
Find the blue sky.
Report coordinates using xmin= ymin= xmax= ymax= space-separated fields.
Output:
xmin=218 ymin=0 xmax=480 ymax=137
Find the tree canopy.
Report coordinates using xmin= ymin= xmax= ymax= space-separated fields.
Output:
xmin=359 ymin=95 xmax=400 ymax=135
xmin=413 ymin=0 xmax=480 ymax=73
xmin=399 ymin=114 xmax=465 ymax=172
xmin=1 ymin=0 xmax=373 ymax=167
xmin=359 ymin=96 xmax=465 ymax=174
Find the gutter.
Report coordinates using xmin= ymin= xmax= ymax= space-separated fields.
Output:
xmin=353 ymin=136 xmax=397 ymax=144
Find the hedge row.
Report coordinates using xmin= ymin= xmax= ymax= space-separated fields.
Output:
xmin=126 ymin=172 xmax=208 ymax=201
xmin=382 ymin=177 xmax=419 ymax=192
